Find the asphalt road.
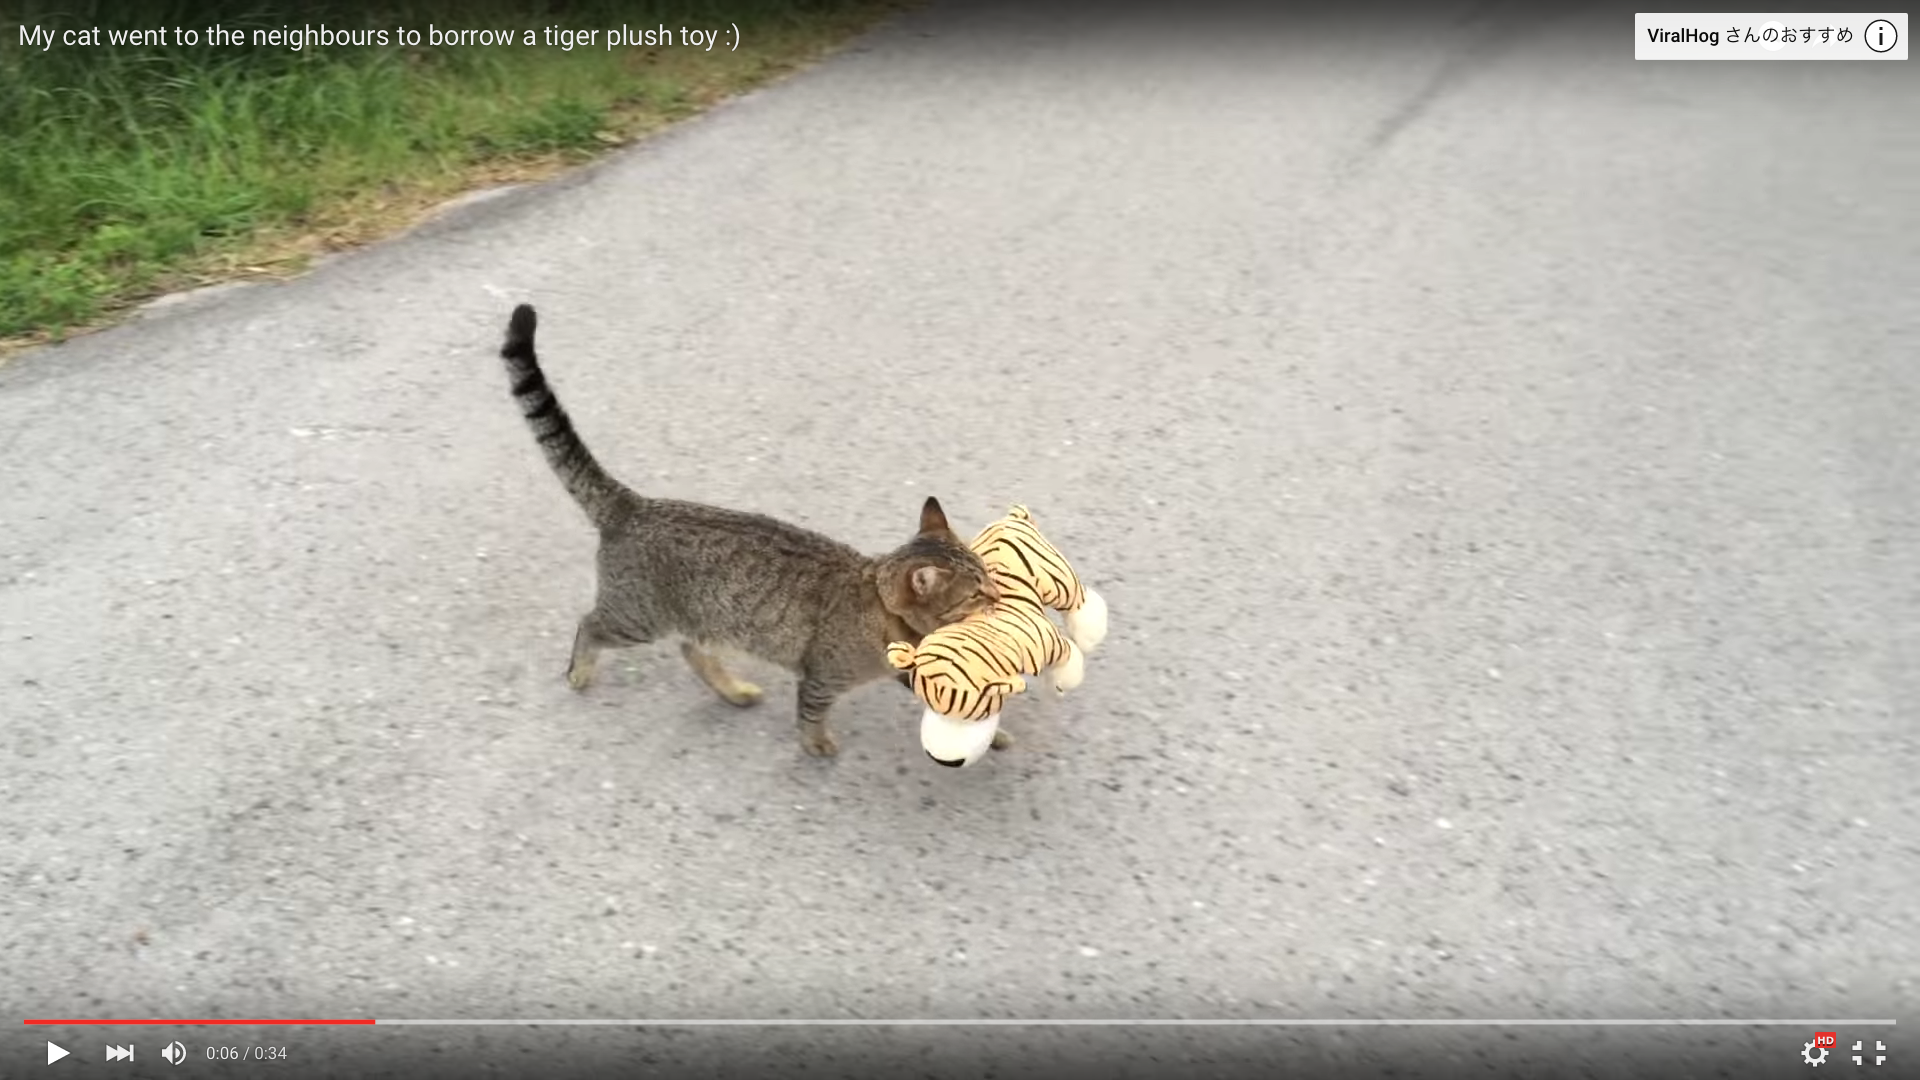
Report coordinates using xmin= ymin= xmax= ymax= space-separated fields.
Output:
xmin=3 ymin=3 xmax=1915 ymax=1077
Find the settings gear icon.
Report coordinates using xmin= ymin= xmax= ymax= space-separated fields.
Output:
xmin=1803 ymin=1041 xmax=1829 ymax=1067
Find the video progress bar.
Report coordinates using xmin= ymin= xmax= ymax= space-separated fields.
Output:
xmin=24 ymin=1019 xmax=373 ymax=1026
xmin=23 ymin=1019 xmax=1901 ymax=1027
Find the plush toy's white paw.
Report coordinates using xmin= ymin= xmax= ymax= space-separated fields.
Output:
xmin=920 ymin=707 xmax=1000 ymax=769
xmin=1049 ymin=639 xmax=1086 ymax=695
xmin=1064 ymin=586 xmax=1108 ymax=654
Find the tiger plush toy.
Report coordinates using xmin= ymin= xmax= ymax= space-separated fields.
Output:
xmin=889 ymin=505 xmax=1109 ymax=767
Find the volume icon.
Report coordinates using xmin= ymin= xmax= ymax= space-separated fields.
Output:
xmin=162 ymin=1041 xmax=187 ymax=1065
xmin=106 ymin=1044 xmax=134 ymax=1062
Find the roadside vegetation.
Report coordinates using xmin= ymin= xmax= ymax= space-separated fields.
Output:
xmin=0 ymin=0 xmax=905 ymax=348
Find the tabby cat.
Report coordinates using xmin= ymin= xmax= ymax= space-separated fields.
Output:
xmin=497 ymin=304 xmax=996 ymax=758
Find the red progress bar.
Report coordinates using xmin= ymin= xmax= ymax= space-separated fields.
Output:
xmin=24 ymin=1019 xmax=375 ymax=1025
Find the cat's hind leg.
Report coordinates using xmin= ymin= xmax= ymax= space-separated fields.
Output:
xmin=681 ymin=642 xmax=765 ymax=707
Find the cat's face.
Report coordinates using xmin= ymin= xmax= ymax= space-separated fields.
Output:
xmin=879 ymin=497 xmax=999 ymax=634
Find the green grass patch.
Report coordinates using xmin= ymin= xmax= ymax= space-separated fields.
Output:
xmin=0 ymin=0 xmax=907 ymax=344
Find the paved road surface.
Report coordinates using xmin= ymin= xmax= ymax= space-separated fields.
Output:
xmin=3 ymin=2 xmax=1914 ymax=1076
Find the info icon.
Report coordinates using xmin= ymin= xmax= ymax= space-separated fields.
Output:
xmin=1864 ymin=19 xmax=1898 ymax=54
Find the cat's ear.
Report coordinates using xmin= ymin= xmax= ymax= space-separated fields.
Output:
xmin=911 ymin=564 xmax=952 ymax=598
xmin=918 ymin=496 xmax=951 ymax=536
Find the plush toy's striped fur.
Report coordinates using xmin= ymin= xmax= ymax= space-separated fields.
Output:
xmin=889 ymin=505 xmax=1106 ymax=724
xmin=974 ymin=505 xmax=1107 ymax=654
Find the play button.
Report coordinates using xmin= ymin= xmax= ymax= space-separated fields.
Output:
xmin=47 ymin=1041 xmax=70 ymax=1065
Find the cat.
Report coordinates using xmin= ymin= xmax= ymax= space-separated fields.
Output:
xmin=497 ymin=303 xmax=997 ymax=759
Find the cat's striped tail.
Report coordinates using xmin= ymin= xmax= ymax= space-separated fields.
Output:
xmin=499 ymin=304 xmax=627 ymax=529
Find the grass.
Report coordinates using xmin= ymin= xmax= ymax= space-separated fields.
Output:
xmin=0 ymin=0 xmax=909 ymax=350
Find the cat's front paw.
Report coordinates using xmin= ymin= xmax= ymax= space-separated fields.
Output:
xmin=565 ymin=661 xmax=596 ymax=691
xmin=800 ymin=725 xmax=839 ymax=759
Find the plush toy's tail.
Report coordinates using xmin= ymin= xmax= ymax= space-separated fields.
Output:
xmin=1064 ymin=586 xmax=1108 ymax=654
